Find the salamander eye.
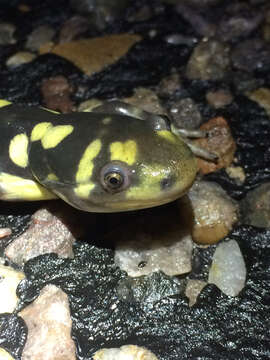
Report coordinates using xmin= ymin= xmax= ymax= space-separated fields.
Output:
xmin=100 ymin=161 xmax=131 ymax=193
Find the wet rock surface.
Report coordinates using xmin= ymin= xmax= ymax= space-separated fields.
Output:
xmin=6 ymin=226 xmax=268 ymax=360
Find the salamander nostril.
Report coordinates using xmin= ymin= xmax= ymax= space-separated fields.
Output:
xmin=160 ymin=176 xmax=175 ymax=190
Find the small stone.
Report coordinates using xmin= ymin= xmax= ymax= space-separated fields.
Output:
xmin=233 ymin=71 xmax=264 ymax=94
xmin=6 ymin=51 xmax=36 ymax=68
xmin=26 ymin=25 xmax=55 ymax=51
xmin=176 ymin=4 xmax=216 ymax=37
xmin=70 ymin=0 xmax=130 ymax=29
xmin=93 ymin=344 xmax=159 ymax=360
xmin=186 ymin=39 xmax=230 ymax=81
xmin=195 ymin=117 xmax=237 ymax=174
xmin=263 ymin=24 xmax=270 ymax=42
xmin=0 ymin=23 xmax=16 ymax=45
xmin=206 ymin=89 xmax=233 ymax=109
xmin=40 ymin=34 xmax=141 ymax=75
xmin=5 ymin=206 xmax=79 ymax=266
xmin=59 ymin=16 xmax=89 ymax=43
xmin=18 ymin=4 xmax=31 ymax=12
xmin=185 ymin=279 xmax=207 ymax=306
xmin=169 ymin=98 xmax=202 ymax=130
xmin=0 ymin=264 xmax=25 ymax=313
xmin=127 ymin=5 xmax=153 ymax=22
xmin=231 ymin=38 xmax=270 ymax=73
xmin=181 ymin=180 xmax=239 ymax=245
xmin=114 ymin=214 xmax=193 ymax=277
xmin=217 ymin=11 xmax=263 ymax=42
xmin=241 ymin=182 xmax=270 ymax=228
xmin=117 ymin=271 xmax=183 ymax=305
xmin=19 ymin=284 xmax=76 ymax=360
xmin=226 ymin=165 xmax=246 ymax=185
xmin=0 ymin=348 xmax=15 ymax=360
xmin=123 ymin=88 xmax=166 ymax=115
xmin=157 ymin=71 xmax=181 ymax=98
xmin=41 ymin=76 xmax=75 ymax=113
xmin=246 ymin=87 xmax=270 ymax=116
xmin=208 ymin=240 xmax=246 ymax=297
xmin=0 ymin=228 xmax=12 ymax=238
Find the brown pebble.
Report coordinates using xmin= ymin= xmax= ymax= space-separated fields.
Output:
xmin=59 ymin=16 xmax=89 ymax=43
xmin=195 ymin=117 xmax=236 ymax=174
xmin=41 ymin=75 xmax=75 ymax=113
xmin=206 ymin=89 xmax=233 ymax=108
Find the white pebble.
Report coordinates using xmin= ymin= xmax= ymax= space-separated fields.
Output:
xmin=208 ymin=240 xmax=246 ymax=297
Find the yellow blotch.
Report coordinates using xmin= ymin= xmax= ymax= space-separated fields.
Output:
xmin=0 ymin=172 xmax=57 ymax=201
xmin=76 ymin=139 xmax=102 ymax=183
xmin=126 ymin=164 xmax=168 ymax=200
xmin=46 ymin=173 xmax=59 ymax=181
xmin=0 ymin=99 xmax=11 ymax=108
xmin=9 ymin=133 xmax=29 ymax=168
xmin=158 ymin=130 xmax=177 ymax=144
xmin=110 ymin=140 xmax=137 ymax=165
xmin=74 ymin=183 xmax=95 ymax=199
xmin=31 ymin=122 xmax=52 ymax=141
xmin=41 ymin=125 xmax=74 ymax=149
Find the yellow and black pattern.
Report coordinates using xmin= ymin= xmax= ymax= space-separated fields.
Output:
xmin=0 ymin=100 xmax=197 ymax=212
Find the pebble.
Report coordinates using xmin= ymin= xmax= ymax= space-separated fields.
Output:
xmin=206 ymin=89 xmax=234 ymax=109
xmin=169 ymin=97 xmax=202 ymax=130
xmin=225 ymin=165 xmax=246 ymax=185
xmin=208 ymin=240 xmax=246 ymax=297
xmin=93 ymin=344 xmax=159 ymax=360
xmin=59 ymin=16 xmax=89 ymax=43
xmin=0 ymin=264 xmax=25 ymax=313
xmin=232 ymin=71 xmax=264 ymax=94
xmin=180 ymin=180 xmax=239 ymax=245
xmin=19 ymin=284 xmax=76 ymax=360
xmin=195 ymin=116 xmax=237 ymax=174
xmin=246 ymin=87 xmax=270 ymax=116
xmin=0 ymin=23 xmax=16 ymax=45
xmin=185 ymin=279 xmax=207 ymax=306
xmin=240 ymin=182 xmax=270 ymax=228
xmin=41 ymin=76 xmax=75 ymax=113
xmin=123 ymin=87 xmax=166 ymax=115
xmin=40 ymin=34 xmax=141 ymax=75
xmin=186 ymin=39 xmax=230 ymax=81
xmin=117 ymin=271 xmax=183 ymax=305
xmin=231 ymin=38 xmax=270 ymax=73
xmin=0 ymin=348 xmax=15 ymax=360
xmin=26 ymin=25 xmax=55 ymax=51
xmin=0 ymin=228 xmax=12 ymax=238
xmin=175 ymin=4 xmax=216 ymax=37
xmin=157 ymin=71 xmax=181 ymax=98
xmin=70 ymin=0 xmax=130 ymax=29
xmin=217 ymin=10 xmax=263 ymax=41
xmin=6 ymin=51 xmax=36 ymax=68
xmin=127 ymin=5 xmax=153 ymax=22
xmin=4 ymin=206 xmax=80 ymax=266
xmin=114 ymin=214 xmax=193 ymax=277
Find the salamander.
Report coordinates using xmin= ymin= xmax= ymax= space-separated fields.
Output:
xmin=0 ymin=99 xmax=197 ymax=212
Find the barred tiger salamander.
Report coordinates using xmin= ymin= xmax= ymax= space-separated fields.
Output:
xmin=0 ymin=99 xmax=198 ymax=212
